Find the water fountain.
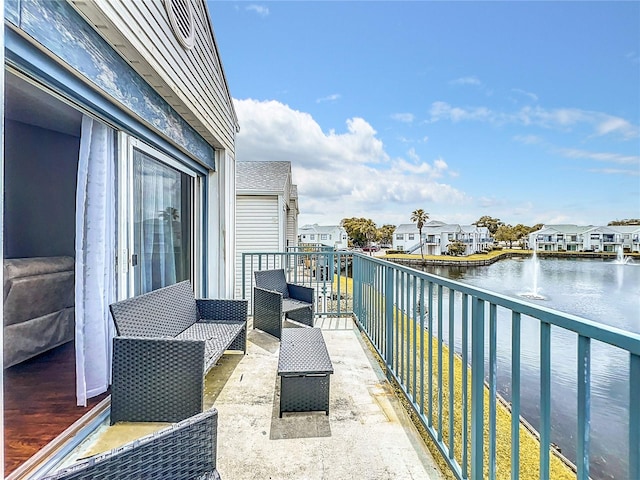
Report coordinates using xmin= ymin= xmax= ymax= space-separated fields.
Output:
xmin=521 ymin=242 xmax=545 ymax=300
xmin=614 ymin=245 xmax=632 ymax=265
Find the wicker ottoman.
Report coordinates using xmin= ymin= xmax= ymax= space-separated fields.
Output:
xmin=277 ymin=328 xmax=334 ymax=417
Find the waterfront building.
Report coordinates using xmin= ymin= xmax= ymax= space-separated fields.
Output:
xmin=393 ymin=220 xmax=493 ymax=255
xmin=529 ymin=224 xmax=640 ymax=253
xmin=298 ymin=224 xmax=349 ymax=250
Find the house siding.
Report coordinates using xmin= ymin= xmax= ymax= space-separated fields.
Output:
xmin=286 ymin=207 xmax=298 ymax=248
xmin=70 ymin=0 xmax=237 ymax=154
xmin=235 ymin=195 xmax=280 ymax=298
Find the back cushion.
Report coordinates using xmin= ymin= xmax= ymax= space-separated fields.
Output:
xmin=110 ymin=281 xmax=198 ymax=337
xmin=254 ymin=269 xmax=289 ymax=298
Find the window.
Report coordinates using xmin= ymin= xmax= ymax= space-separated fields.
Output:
xmin=320 ymin=234 xmax=328 ymax=240
xmin=121 ymin=137 xmax=200 ymax=296
xmin=310 ymin=234 xmax=315 ymax=240
xmin=408 ymin=234 xmax=414 ymax=240
xmin=396 ymin=234 xmax=403 ymax=240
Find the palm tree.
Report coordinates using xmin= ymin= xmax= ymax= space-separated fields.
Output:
xmin=357 ymin=218 xmax=378 ymax=255
xmin=410 ymin=209 xmax=429 ymax=261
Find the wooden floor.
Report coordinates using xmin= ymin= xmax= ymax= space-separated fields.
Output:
xmin=4 ymin=342 xmax=109 ymax=476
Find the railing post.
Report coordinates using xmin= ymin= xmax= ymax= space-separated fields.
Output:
xmin=353 ymin=255 xmax=361 ymax=324
xmin=471 ymin=297 xmax=485 ymax=480
xmin=385 ymin=264 xmax=394 ymax=374
xmin=241 ymin=253 xmax=246 ymax=300
xmin=576 ymin=335 xmax=590 ymax=480
xmin=630 ymin=353 xmax=640 ymax=480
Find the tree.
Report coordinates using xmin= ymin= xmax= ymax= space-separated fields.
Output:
xmin=473 ymin=216 xmax=503 ymax=235
xmin=410 ymin=209 xmax=429 ymax=261
xmin=358 ymin=219 xmax=378 ymax=255
xmin=494 ymin=224 xmax=521 ymax=248
xmin=447 ymin=240 xmax=466 ymax=256
xmin=341 ymin=217 xmax=377 ymax=251
xmin=341 ymin=218 xmax=366 ymax=247
xmin=608 ymin=219 xmax=640 ymax=226
xmin=377 ymin=224 xmax=396 ymax=247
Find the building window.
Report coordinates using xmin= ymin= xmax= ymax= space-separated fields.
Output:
xmin=320 ymin=234 xmax=328 ymax=240
xmin=310 ymin=234 xmax=315 ymax=240
xmin=396 ymin=234 xmax=403 ymax=240
xmin=408 ymin=234 xmax=414 ymax=240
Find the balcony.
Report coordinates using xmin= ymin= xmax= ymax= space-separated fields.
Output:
xmin=30 ymin=251 xmax=639 ymax=480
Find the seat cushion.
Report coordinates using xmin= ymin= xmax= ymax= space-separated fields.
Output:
xmin=282 ymin=298 xmax=311 ymax=314
xmin=177 ymin=322 xmax=245 ymax=369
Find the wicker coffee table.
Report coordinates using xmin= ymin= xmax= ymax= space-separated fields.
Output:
xmin=277 ymin=328 xmax=334 ymax=417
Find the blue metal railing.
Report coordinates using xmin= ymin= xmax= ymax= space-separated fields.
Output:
xmin=241 ymin=250 xmax=354 ymax=318
xmin=242 ymin=251 xmax=640 ymax=480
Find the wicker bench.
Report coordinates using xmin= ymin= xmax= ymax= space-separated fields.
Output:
xmin=253 ymin=269 xmax=314 ymax=339
xmin=277 ymin=328 xmax=333 ymax=417
xmin=41 ymin=407 xmax=221 ymax=480
xmin=109 ymin=281 xmax=247 ymax=424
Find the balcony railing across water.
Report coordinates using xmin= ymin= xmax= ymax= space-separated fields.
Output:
xmin=241 ymin=251 xmax=640 ymax=480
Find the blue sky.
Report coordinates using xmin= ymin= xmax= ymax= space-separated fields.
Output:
xmin=209 ymin=1 xmax=640 ymax=228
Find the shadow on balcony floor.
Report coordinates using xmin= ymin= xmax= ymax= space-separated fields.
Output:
xmin=68 ymin=317 xmax=446 ymax=480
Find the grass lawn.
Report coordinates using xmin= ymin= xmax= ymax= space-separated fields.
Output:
xmin=338 ymin=274 xmax=575 ymax=480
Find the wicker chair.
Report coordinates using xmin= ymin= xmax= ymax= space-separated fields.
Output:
xmin=41 ymin=408 xmax=221 ymax=479
xmin=253 ymin=269 xmax=314 ymax=339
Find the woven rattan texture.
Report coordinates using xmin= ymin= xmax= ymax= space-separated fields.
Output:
xmin=111 ymin=337 xmax=205 ymax=423
xmin=109 ymin=281 xmax=248 ymax=423
xmin=254 ymin=269 xmax=290 ymax=298
xmin=253 ymin=287 xmax=283 ymax=338
xmin=280 ymin=375 xmax=331 ymax=416
xmin=110 ymin=281 xmax=198 ymax=337
xmin=253 ymin=270 xmax=314 ymax=338
xmin=177 ymin=322 xmax=245 ymax=370
xmin=278 ymin=327 xmax=333 ymax=416
xmin=278 ymin=328 xmax=333 ymax=375
xmin=42 ymin=408 xmax=220 ymax=480
xmin=196 ymin=299 xmax=247 ymax=320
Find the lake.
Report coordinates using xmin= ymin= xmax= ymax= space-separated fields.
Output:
xmin=422 ymin=257 xmax=640 ymax=480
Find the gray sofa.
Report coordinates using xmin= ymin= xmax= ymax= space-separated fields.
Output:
xmin=3 ymin=256 xmax=75 ymax=368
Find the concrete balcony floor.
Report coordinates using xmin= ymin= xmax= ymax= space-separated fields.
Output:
xmin=68 ymin=318 xmax=445 ymax=480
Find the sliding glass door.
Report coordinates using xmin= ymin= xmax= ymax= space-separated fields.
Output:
xmin=120 ymin=137 xmax=200 ymax=297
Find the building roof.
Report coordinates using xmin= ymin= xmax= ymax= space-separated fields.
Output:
xmin=395 ymin=224 xmax=419 ymax=234
xmin=236 ymin=161 xmax=291 ymax=193
xmin=299 ymin=224 xmax=344 ymax=234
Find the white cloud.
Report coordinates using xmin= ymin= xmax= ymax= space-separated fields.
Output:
xmin=429 ymin=101 xmax=493 ymax=123
xmin=450 ymin=76 xmax=482 ymax=86
xmin=391 ymin=113 xmax=415 ymax=123
xmin=430 ymin=102 xmax=639 ymax=139
xmin=316 ymin=94 xmax=341 ymax=103
xmin=558 ymin=148 xmax=640 ymax=166
xmin=511 ymin=88 xmax=539 ymax=103
xmin=513 ymin=134 xmax=544 ymax=145
xmin=246 ymin=4 xmax=269 ymax=16
xmin=233 ymin=98 xmax=469 ymax=225
xmin=588 ymin=168 xmax=640 ymax=176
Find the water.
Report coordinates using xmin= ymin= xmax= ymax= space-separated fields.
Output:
xmin=422 ymin=257 xmax=640 ymax=480
xmin=615 ymin=245 xmax=634 ymax=265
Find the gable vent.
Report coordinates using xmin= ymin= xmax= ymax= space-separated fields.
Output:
xmin=165 ymin=0 xmax=195 ymax=50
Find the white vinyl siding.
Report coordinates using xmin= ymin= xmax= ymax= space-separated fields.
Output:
xmin=286 ymin=207 xmax=298 ymax=248
xmin=71 ymin=0 xmax=236 ymax=152
xmin=235 ymin=195 xmax=280 ymax=299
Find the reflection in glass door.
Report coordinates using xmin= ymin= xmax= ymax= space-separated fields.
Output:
xmin=132 ymin=148 xmax=192 ymax=294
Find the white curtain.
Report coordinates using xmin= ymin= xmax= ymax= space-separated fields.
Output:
xmin=75 ymin=115 xmax=116 ymax=406
xmin=134 ymin=152 xmax=181 ymax=294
